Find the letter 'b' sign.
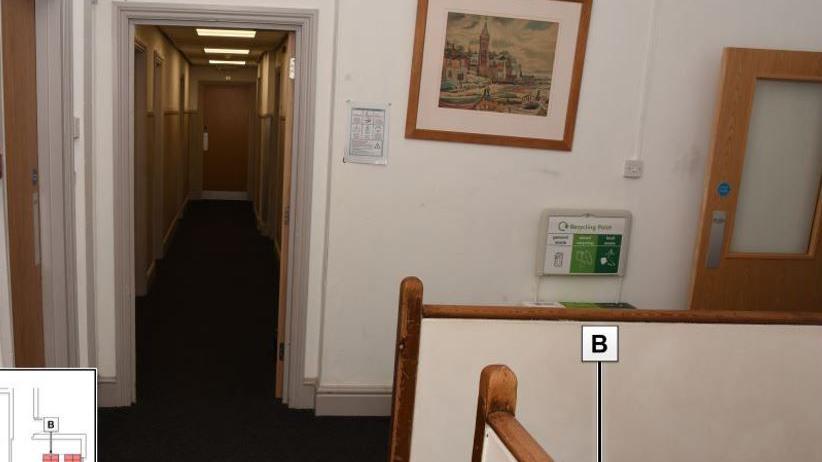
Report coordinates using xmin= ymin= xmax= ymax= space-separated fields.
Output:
xmin=581 ymin=326 xmax=619 ymax=362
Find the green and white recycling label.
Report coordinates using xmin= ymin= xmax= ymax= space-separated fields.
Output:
xmin=542 ymin=215 xmax=627 ymax=275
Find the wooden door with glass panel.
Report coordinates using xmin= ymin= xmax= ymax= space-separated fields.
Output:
xmin=690 ymin=48 xmax=822 ymax=311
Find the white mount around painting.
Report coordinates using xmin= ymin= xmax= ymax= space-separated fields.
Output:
xmin=344 ymin=101 xmax=390 ymax=165
xmin=417 ymin=0 xmax=582 ymax=140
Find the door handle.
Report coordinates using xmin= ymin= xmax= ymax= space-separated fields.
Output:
xmin=706 ymin=211 xmax=726 ymax=268
xmin=32 ymin=168 xmax=41 ymax=266
xmin=33 ymin=190 xmax=41 ymax=266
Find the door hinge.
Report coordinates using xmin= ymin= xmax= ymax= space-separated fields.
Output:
xmin=278 ymin=342 xmax=285 ymax=361
xmin=283 ymin=206 xmax=290 ymax=226
xmin=0 ymin=152 xmax=3 ymax=179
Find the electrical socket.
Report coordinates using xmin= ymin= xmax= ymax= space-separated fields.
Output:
xmin=623 ymin=159 xmax=643 ymax=179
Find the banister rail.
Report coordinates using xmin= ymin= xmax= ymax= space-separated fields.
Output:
xmin=472 ymin=365 xmax=553 ymax=462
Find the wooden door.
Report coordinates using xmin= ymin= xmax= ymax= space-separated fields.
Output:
xmin=134 ymin=45 xmax=150 ymax=296
xmin=276 ymin=33 xmax=295 ymax=399
xmin=1 ymin=0 xmax=45 ymax=366
xmin=202 ymin=84 xmax=251 ymax=192
xmin=690 ymin=48 xmax=822 ymax=311
xmin=151 ymin=53 xmax=164 ymax=260
xmin=266 ymin=69 xmax=282 ymax=236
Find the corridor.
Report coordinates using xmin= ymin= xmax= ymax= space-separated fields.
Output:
xmin=99 ymin=201 xmax=389 ymax=461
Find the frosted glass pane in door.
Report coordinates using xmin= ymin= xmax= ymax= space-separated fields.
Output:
xmin=730 ymin=79 xmax=822 ymax=254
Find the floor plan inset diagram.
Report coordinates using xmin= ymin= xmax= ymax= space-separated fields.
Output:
xmin=1 ymin=370 xmax=96 ymax=462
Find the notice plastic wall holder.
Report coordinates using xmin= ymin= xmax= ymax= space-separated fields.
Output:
xmin=537 ymin=209 xmax=632 ymax=276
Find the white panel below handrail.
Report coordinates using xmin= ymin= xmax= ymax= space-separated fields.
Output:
xmin=483 ymin=424 xmax=518 ymax=462
xmin=409 ymin=319 xmax=822 ymax=462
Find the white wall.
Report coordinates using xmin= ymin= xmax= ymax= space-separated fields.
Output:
xmin=70 ymin=0 xmax=822 ymax=405
xmin=0 ymin=178 xmax=12 ymax=368
xmin=316 ymin=0 xmax=822 ymax=396
xmin=318 ymin=0 xmax=651 ymax=391
xmin=620 ymin=0 xmax=822 ymax=308
xmin=0 ymin=147 xmax=13 ymax=369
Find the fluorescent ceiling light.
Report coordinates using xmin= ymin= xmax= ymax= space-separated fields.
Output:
xmin=204 ymin=48 xmax=251 ymax=55
xmin=196 ymin=28 xmax=257 ymax=38
xmin=209 ymin=59 xmax=246 ymax=66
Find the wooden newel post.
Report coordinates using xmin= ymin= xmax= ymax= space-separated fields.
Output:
xmin=388 ymin=277 xmax=424 ymax=462
xmin=472 ymin=365 xmax=518 ymax=462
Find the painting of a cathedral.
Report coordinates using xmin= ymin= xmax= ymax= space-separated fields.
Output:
xmin=439 ymin=13 xmax=558 ymax=117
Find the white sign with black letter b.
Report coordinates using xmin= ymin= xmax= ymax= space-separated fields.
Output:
xmin=581 ymin=326 xmax=619 ymax=362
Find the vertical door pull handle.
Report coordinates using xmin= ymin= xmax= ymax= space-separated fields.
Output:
xmin=33 ymin=191 xmax=41 ymax=266
xmin=706 ymin=211 xmax=727 ymax=269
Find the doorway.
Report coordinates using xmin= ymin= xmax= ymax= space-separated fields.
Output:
xmin=130 ymin=22 xmax=279 ymax=405
xmin=109 ymin=5 xmax=317 ymax=410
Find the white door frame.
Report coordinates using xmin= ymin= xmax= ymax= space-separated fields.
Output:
xmin=108 ymin=2 xmax=319 ymax=408
xmin=35 ymin=0 xmax=80 ymax=368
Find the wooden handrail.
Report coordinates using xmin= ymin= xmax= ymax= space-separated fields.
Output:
xmin=472 ymin=365 xmax=553 ymax=462
xmin=423 ymin=304 xmax=822 ymax=325
xmin=487 ymin=413 xmax=553 ymax=462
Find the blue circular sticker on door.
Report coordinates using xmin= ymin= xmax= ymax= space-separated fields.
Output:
xmin=717 ymin=182 xmax=731 ymax=197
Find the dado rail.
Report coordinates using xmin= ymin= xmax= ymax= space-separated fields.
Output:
xmin=388 ymin=277 xmax=822 ymax=462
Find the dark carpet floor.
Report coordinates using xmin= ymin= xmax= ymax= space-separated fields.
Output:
xmin=99 ymin=200 xmax=390 ymax=461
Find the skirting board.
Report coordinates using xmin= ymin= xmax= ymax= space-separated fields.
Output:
xmin=314 ymin=386 xmax=392 ymax=416
xmin=135 ymin=260 xmax=155 ymax=297
xmin=201 ymin=190 xmax=249 ymax=201
xmin=255 ymin=212 xmax=271 ymax=237
xmin=146 ymin=260 xmax=156 ymax=291
xmin=162 ymin=198 xmax=189 ymax=256
xmin=98 ymin=376 xmax=130 ymax=408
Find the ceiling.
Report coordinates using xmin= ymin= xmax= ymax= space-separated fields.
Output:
xmin=158 ymin=26 xmax=287 ymax=67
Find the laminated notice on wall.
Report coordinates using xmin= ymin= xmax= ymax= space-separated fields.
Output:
xmin=344 ymin=101 xmax=389 ymax=165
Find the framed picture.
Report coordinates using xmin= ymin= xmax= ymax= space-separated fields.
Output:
xmin=405 ymin=0 xmax=592 ymax=150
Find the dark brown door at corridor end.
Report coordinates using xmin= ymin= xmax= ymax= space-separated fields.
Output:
xmin=202 ymin=84 xmax=252 ymax=192
xmin=2 ymin=0 xmax=45 ymax=365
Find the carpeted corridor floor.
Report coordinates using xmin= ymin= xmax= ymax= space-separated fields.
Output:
xmin=99 ymin=200 xmax=390 ymax=461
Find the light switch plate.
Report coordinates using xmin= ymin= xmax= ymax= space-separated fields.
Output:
xmin=623 ymin=159 xmax=643 ymax=179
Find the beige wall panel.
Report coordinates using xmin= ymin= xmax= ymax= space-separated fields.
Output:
xmin=135 ymin=26 xmax=189 ymax=253
xmin=182 ymin=113 xmax=190 ymax=197
xmin=145 ymin=113 xmax=157 ymax=256
xmin=162 ymin=114 xmax=181 ymax=235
